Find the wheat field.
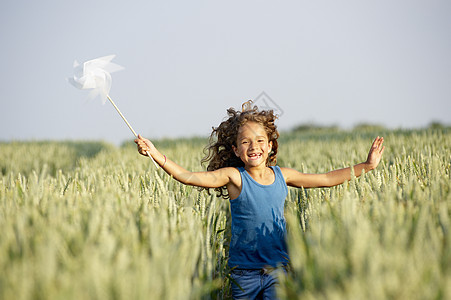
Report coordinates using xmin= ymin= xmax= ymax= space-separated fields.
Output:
xmin=1 ymin=128 xmax=450 ymax=299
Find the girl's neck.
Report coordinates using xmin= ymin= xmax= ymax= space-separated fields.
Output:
xmin=244 ymin=165 xmax=274 ymax=184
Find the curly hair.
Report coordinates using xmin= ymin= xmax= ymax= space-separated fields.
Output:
xmin=200 ymin=100 xmax=280 ymax=199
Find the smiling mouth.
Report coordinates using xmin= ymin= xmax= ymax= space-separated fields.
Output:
xmin=248 ymin=153 xmax=262 ymax=160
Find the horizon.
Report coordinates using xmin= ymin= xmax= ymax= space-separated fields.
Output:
xmin=1 ymin=120 xmax=448 ymax=147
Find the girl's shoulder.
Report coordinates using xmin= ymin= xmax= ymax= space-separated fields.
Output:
xmin=219 ymin=166 xmax=241 ymax=177
xmin=210 ymin=166 xmax=241 ymax=183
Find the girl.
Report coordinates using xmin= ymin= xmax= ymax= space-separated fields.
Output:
xmin=135 ymin=101 xmax=385 ymax=299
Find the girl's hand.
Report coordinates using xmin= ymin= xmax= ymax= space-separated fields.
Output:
xmin=134 ymin=134 xmax=155 ymax=156
xmin=365 ymin=136 xmax=385 ymax=170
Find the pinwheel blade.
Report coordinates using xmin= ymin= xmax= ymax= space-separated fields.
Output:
xmin=83 ymin=55 xmax=124 ymax=75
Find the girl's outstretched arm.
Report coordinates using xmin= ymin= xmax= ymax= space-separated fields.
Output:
xmin=282 ymin=136 xmax=385 ymax=188
xmin=134 ymin=135 xmax=235 ymax=188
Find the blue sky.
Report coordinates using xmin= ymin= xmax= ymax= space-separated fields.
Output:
xmin=1 ymin=0 xmax=450 ymax=145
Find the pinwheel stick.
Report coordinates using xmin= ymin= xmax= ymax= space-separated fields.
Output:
xmin=106 ymin=95 xmax=158 ymax=168
xmin=107 ymin=95 xmax=137 ymax=136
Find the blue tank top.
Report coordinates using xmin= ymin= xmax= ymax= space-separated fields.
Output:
xmin=229 ymin=166 xmax=289 ymax=269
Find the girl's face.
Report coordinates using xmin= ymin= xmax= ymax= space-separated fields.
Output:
xmin=233 ymin=121 xmax=272 ymax=168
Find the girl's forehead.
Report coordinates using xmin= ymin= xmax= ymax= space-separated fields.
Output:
xmin=238 ymin=121 xmax=267 ymax=136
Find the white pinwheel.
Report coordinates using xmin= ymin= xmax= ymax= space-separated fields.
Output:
xmin=68 ymin=55 xmax=158 ymax=167
xmin=68 ymin=55 xmax=124 ymax=104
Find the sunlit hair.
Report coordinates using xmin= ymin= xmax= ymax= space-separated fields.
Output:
xmin=201 ymin=100 xmax=280 ymax=199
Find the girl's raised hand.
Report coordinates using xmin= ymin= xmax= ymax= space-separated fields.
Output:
xmin=134 ymin=134 xmax=155 ymax=156
xmin=365 ymin=136 xmax=385 ymax=170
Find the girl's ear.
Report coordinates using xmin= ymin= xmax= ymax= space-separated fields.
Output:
xmin=269 ymin=140 xmax=273 ymax=153
xmin=232 ymin=145 xmax=239 ymax=157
